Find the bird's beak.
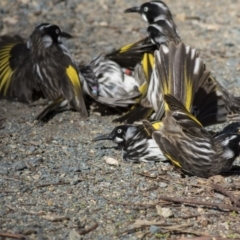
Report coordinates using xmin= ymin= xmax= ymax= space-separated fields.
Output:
xmin=60 ymin=31 xmax=73 ymax=39
xmin=124 ymin=6 xmax=140 ymax=13
xmin=92 ymin=132 xmax=114 ymax=142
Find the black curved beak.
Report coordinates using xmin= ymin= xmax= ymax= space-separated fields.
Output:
xmin=124 ymin=6 xmax=140 ymax=13
xmin=61 ymin=31 xmax=73 ymax=39
xmin=92 ymin=132 xmax=114 ymax=142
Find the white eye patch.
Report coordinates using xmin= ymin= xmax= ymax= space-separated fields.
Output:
xmin=141 ymin=13 xmax=148 ymax=22
xmin=115 ymin=137 xmax=124 ymax=143
xmin=42 ymin=35 xmax=53 ymax=48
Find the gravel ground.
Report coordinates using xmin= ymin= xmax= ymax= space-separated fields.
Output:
xmin=1 ymin=0 xmax=240 ymax=239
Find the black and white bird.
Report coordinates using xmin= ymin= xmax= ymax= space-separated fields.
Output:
xmin=124 ymin=0 xmax=181 ymax=46
xmin=124 ymin=0 xmax=240 ymax=118
xmin=0 ymin=23 xmax=88 ymax=119
xmin=93 ymin=42 xmax=227 ymax=162
xmin=93 ymin=123 xmax=165 ymax=163
xmin=143 ymin=95 xmax=240 ymax=178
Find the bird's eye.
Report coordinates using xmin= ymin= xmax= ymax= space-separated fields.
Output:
xmin=144 ymin=7 xmax=148 ymax=12
xmin=117 ymin=129 xmax=122 ymax=134
xmin=55 ymin=29 xmax=60 ymax=34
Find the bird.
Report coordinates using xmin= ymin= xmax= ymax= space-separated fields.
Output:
xmin=0 ymin=35 xmax=43 ymax=102
xmin=140 ymin=42 xmax=240 ymax=177
xmin=42 ymin=1 xmax=183 ymax=121
xmin=93 ymin=42 xmax=227 ymax=163
xmin=124 ymin=0 xmax=240 ymax=119
xmin=124 ymin=0 xmax=181 ymax=46
xmin=81 ymin=54 xmax=142 ymax=108
xmin=77 ymin=2 xmax=181 ymax=121
xmin=110 ymin=22 xmax=181 ymax=122
xmin=143 ymin=94 xmax=240 ymax=178
xmin=146 ymin=42 xmax=229 ymax=126
xmin=93 ymin=122 xmax=165 ymax=163
xmin=104 ymin=1 xmax=180 ymax=123
xmin=124 ymin=0 xmax=175 ymax=25
xmin=0 ymin=23 xmax=88 ymax=119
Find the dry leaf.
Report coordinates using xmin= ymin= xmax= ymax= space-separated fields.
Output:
xmin=47 ymin=199 xmax=53 ymax=206
xmin=42 ymin=214 xmax=70 ymax=222
xmin=209 ymin=175 xmax=225 ymax=184
xmin=175 ymin=13 xmax=186 ymax=21
xmin=132 ymin=219 xmax=164 ymax=228
xmin=2 ymin=16 xmax=18 ymax=25
xmin=156 ymin=206 xmax=173 ymax=218
xmin=104 ymin=156 xmax=120 ymax=166
xmin=192 ymin=21 xmax=220 ymax=31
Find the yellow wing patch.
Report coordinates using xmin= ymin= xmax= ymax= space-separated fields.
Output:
xmin=66 ymin=65 xmax=81 ymax=94
xmin=184 ymin=76 xmax=193 ymax=112
xmin=165 ymin=153 xmax=182 ymax=168
xmin=0 ymin=44 xmax=15 ymax=96
xmin=0 ymin=67 xmax=13 ymax=96
xmin=138 ymin=82 xmax=147 ymax=95
xmin=141 ymin=53 xmax=154 ymax=81
xmin=119 ymin=42 xmax=136 ymax=53
xmin=187 ymin=112 xmax=203 ymax=127
xmin=152 ymin=121 xmax=162 ymax=130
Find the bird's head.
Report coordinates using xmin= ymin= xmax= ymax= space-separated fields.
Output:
xmin=124 ymin=1 xmax=172 ymax=24
xmin=92 ymin=125 xmax=138 ymax=144
xmin=28 ymin=23 xmax=72 ymax=49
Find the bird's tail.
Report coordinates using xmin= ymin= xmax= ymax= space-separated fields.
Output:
xmin=150 ymin=42 xmax=228 ymax=126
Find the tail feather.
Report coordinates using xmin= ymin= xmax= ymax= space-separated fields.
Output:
xmin=113 ymin=105 xmax=153 ymax=123
xmin=0 ymin=36 xmax=23 ymax=97
xmin=164 ymin=94 xmax=204 ymax=132
xmin=36 ymin=98 xmax=69 ymax=121
xmin=65 ymin=65 xmax=88 ymax=117
xmin=0 ymin=35 xmax=42 ymax=102
xmin=112 ymin=53 xmax=155 ymax=122
xmin=215 ymin=79 xmax=240 ymax=113
xmin=150 ymin=41 xmax=226 ymax=127
xmin=142 ymin=119 xmax=157 ymax=136
xmin=106 ymin=37 xmax=156 ymax=70
xmin=150 ymin=42 xmax=205 ymax=118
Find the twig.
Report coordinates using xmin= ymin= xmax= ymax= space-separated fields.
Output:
xmin=42 ymin=215 xmax=70 ymax=222
xmin=225 ymin=183 xmax=240 ymax=190
xmin=1 ymin=176 xmax=23 ymax=182
xmin=210 ymin=183 xmax=240 ymax=207
xmin=36 ymin=181 xmax=70 ymax=188
xmin=171 ymin=237 xmax=234 ymax=240
xmin=159 ymin=196 xmax=240 ymax=212
xmin=187 ymin=183 xmax=211 ymax=189
xmin=5 ymin=204 xmax=16 ymax=211
xmin=118 ymin=222 xmax=208 ymax=237
xmin=143 ymin=185 xmax=159 ymax=192
xmin=78 ymin=223 xmax=98 ymax=235
xmin=102 ymin=196 xmax=163 ymax=209
xmin=25 ymin=160 xmax=36 ymax=171
xmin=23 ymin=210 xmax=46 ymax=216
xmin=133 ymin=171 xmax=158 ymax=179
xmin=139 ymin=231 xmax=151 ymax=240
xmin=0 ymin=189 xmax=17 ymax=193
xmin=117 ymin=226 xmax=148 ymax=236
xmin=0 ymin=232 xmax=27 ymax=239
xmin=178 ymin=212 xmax=220 ymax=220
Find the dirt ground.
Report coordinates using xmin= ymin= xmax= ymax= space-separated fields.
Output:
xmin=1 ymin=0 xmax=240 ymax=239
